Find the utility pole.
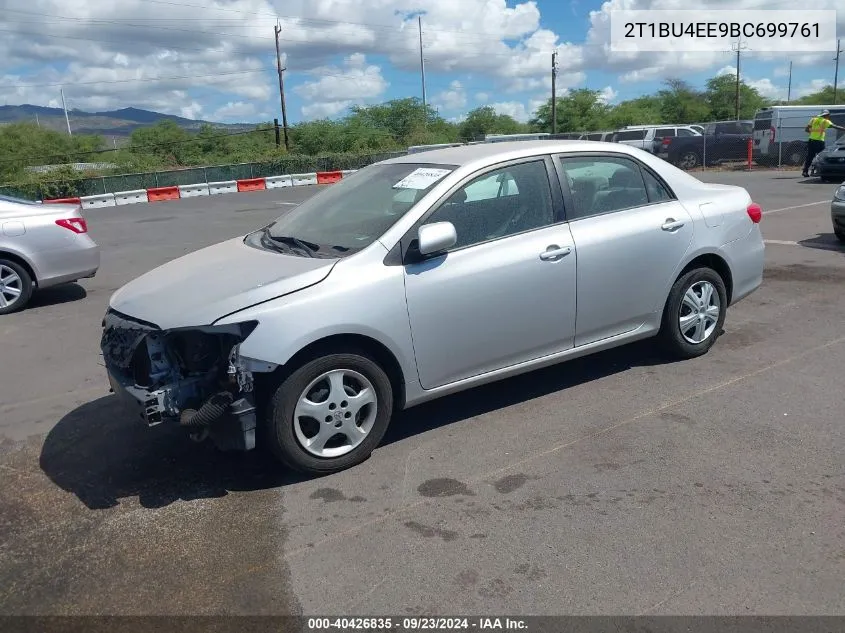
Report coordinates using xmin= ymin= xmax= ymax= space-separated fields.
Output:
xmin=731 ymin=36 xmax=748 ymax=120
xmin=551 ymin=51 xmax=557 ymax=134
xmin=274 ymin=22 xmax=290 ymax=151
xmin=60 ymin=87 xmax=72 ymax=135
xmin=418 ymin=16 xmax=427 ymax=119
xmin=787 ymin=61 xmax=792 ymax=103
xmin=834 ymin=38 xmax=842 ymax=104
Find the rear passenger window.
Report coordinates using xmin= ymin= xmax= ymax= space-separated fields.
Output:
xmin=655 ymin=128 xmax=675 ymax=138
xmin=559 ymin=156 xmax=649 ymax=220
xmin=641 ymin=169 xmax=674 ymax=202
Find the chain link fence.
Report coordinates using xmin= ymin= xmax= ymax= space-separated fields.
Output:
xmin=0 ymin=150 xmax=408 ymax=200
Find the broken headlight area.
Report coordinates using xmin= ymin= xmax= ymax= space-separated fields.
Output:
xmin=100 ymin=309 xmax=272 ymax=451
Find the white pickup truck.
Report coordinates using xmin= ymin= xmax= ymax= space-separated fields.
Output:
xmin=612 ymin=125 xmax=702 ymax=153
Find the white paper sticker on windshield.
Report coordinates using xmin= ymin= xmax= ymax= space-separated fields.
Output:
xmin=393 ymin=168 xmax=452 ymax=190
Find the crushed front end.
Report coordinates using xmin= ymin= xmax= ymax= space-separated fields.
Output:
xmin=100 ymin=309 xmax=273 ymax=451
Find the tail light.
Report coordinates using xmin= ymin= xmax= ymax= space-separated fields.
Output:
xmin=56 ymin=217 xmax=88 ymax=233
xmin=662 ymin=137 xmax=672 ymax=146
xmin=747 ymin=202 xmax=762 ymax=223
xmin=769 ymin=126 xmax=776 ymax=142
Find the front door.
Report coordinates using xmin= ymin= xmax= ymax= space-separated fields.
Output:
xmin=403 ymin=159 xmax=577 ymax=390
xmin=556 ymin=154 xmax=694 ymax=347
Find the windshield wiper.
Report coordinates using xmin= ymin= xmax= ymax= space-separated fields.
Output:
xmin=266 ymin=233 xmax=320 ymax=255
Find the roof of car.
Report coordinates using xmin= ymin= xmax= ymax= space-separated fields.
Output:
xmin=382 ymin=140 xmax=638 ymax=168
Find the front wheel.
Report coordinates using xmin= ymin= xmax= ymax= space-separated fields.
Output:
xmin=658 ymin=268 xmax=727 ymax=359
xmin=835 ymin=229 xmax=845 ymax=244
xmin=264 ymin=352 xmax=394 ymax=474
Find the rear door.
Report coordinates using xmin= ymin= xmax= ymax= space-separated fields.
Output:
xmin=753 ymin=110 xmax=774 ymax=157
xmin=554 ymin=153 xmax=694 ymax=346
xmin=613 ymin=129 xmax=648 ymax=150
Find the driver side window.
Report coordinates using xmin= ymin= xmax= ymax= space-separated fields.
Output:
xmin=426 ymin=160 xmax=555 ymax=250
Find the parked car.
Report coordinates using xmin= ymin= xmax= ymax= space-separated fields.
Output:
xmin=0 ymin=194 xmax=99 ymax=314
xmin=579 ymin=131 xmax=616 ymax=141
xmin=100 ymin=140 xmax=764 ymax=474
xmin=832 ymin=182 xmax=845 ymax=243
xmin=658 ymin=120 xmax=753 ymax=169
xmin=752 ymin=105 xmax=845 ymax=166
xmin=612 ymin=125 xmax=701 ymax=153
xmin=808 ymin=135 xmax=845 ymax=182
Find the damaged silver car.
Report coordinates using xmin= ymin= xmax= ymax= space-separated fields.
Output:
xmin=101 ymin=142 xmax=764 ymax=474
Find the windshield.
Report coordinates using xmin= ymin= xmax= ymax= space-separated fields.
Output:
xmin=255 ymin=162 xmax=455 ymax=255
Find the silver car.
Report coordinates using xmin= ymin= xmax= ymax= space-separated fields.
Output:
xmin=0 ymin=194 xmax=100 ymax=314
xmin=101 ymin=141 xmax=765 ymax=474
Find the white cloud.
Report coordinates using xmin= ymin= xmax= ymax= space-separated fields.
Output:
xmin=181 ymin=102 xmax=204 ymax=120
xmin=597 ymin=85 xmax=618 ymax=103
xmin=212 ymin=101 xmax=256 ymax=121
xmin=490 ymin=97 xmax=546 ymax=123
xmin=294 ymin=53 xmax=388 ymax=119
xmin=433 ymin=80 xmax=466 ymax=111
xmin=475 ymin=92 xmax=490 ymax=102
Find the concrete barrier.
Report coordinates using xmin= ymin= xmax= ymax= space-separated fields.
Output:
xmin=316 ymin=170 xmax=342 ymax=184
xmin=114 ymin=190 xmax=149 ymax=205
xmin=290 ymin=172 xmax=318 ymax=186
xmin=209 ymin=180 xmax=238 ymax=195
xmin=265 ymin=175 xmax=293 ymax=189
xmin=80 ymin=193 xmax=116 ymax=209
xmin=237 ymin=177 xmax=266 ymax=192
xmin=341 ymin=170 xmax=357 ymax=177
xmin=146 ymin=186 xmax=180 ymax=202
xmin=178 ymin=183 xmax=210 ymax=197
xmin=44 ymin=197 xmax=82 ymax=205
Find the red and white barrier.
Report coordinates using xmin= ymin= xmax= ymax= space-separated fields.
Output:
xmin=45 ymin=167 xmax=354 ymax=207
xmin=265 ymin=175 xmax=292 ymax=189
xmin=209 ymin=180 xmax=238 ymax=195
xmin=237 ymin=177 xmax=266 ymax=192
xmin=178 ymin=183 xmax=209 ymax=197
xmin=115 ymin=190 xmax=149 ymax=205
xmin=147 ymin=186 xmax=180 ymax=202
xmin=291 ymin=172 xmax=318 ymax=186
xmin=81 ymin=193 xmax=116 ymax=209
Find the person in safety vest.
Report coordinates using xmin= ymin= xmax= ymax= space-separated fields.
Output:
xmin=802 ymin=109 xmax=845 ymax=177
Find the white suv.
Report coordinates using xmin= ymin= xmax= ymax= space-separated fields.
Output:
xmin=612 ymin=126 xmax=701 ymax=153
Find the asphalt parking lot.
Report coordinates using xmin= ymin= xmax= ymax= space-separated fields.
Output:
xmin=1 ymin=168 xmax=843 ymax=616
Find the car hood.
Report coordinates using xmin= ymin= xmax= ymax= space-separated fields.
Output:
xmin=109 ymin=236 xmax=338 ymax=329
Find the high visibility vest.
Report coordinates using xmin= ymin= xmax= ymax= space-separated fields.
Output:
xmin=808 ymin=116 xmax=831 ymax=141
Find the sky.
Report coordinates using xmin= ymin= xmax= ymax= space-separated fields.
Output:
xmin=1 ymin=0 xmax=843 ymax=125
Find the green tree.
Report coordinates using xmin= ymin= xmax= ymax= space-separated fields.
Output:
xmin=458 ymin=106 xmax=526 ymax=140
xmin=794 ymin=84 xmax=838 ymax=105
xmin=0 ymin=122 xmax=103 ymax=180
xmin=705 ymin=74 xmax=769 ymax=120
xmin=529 ymin=89 xmax=611 ymax=132
xmin=605 ymin=96 xmax=663 ymax=128
xmin=127 ymin=120 xmax=192 ymax=165
xmin=657 ymin=79 xmax=711 ymax=123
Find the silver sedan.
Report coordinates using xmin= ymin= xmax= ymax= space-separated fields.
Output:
xmin=0 ymin=194 xmax=100 ymax=314
xmin=101 ymin=141 xmax=764 ymax=474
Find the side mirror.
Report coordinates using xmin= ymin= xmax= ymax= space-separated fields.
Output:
xmin=417 ymin=221 xmax=457 ymax=256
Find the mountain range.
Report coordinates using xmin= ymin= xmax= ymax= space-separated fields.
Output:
xmin=0 ymin=104 xmax=254 ymax=137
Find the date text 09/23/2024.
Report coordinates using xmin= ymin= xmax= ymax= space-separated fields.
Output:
xmin=307 ymin=618 xmax=528 ymax=631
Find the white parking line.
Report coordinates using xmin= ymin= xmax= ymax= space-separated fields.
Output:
xmin=275 ymin=201 xmax=299 ymax=206
xmin=763 ymin=201 xmax=829 ymax=215
xmin=763 ymin=239 xmax=800 ymax=246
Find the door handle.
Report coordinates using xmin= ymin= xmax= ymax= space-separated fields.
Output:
xmin=539 ymin=245 xmax=571 ymax=260
xmin=661 ymin=219 xmax=684 ymax=231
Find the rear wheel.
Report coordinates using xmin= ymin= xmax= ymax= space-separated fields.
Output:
xmin=835 ymin=229 xmax=845 ymax=244
xmin=0 ymin=260 xmax=33 ymax=315
xmin=677 ymin=150 xmax=701 ymax=170
xmin=658 ymin=267 xmax=727 ymax=359
xmin=264 ymin=352 xmax=394 ymax=474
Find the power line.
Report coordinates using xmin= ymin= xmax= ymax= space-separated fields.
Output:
xmin=3 ymin=68 xmax=270 ymax=89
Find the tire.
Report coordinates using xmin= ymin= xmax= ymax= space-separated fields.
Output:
xmin=264 ymin=351 xmax=394 ymax=474
xmin=785 ymin=143 xmax=806 ymax=166
xmin=658 ymin=267 xmax=728 ymax=360
xmin=0 ymin=259 xmax=33 ymax=315
xmin=677 ymin=150 xmax=701 ymax=170
xmin=835 ymin=229 xmax=845 ymax=244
